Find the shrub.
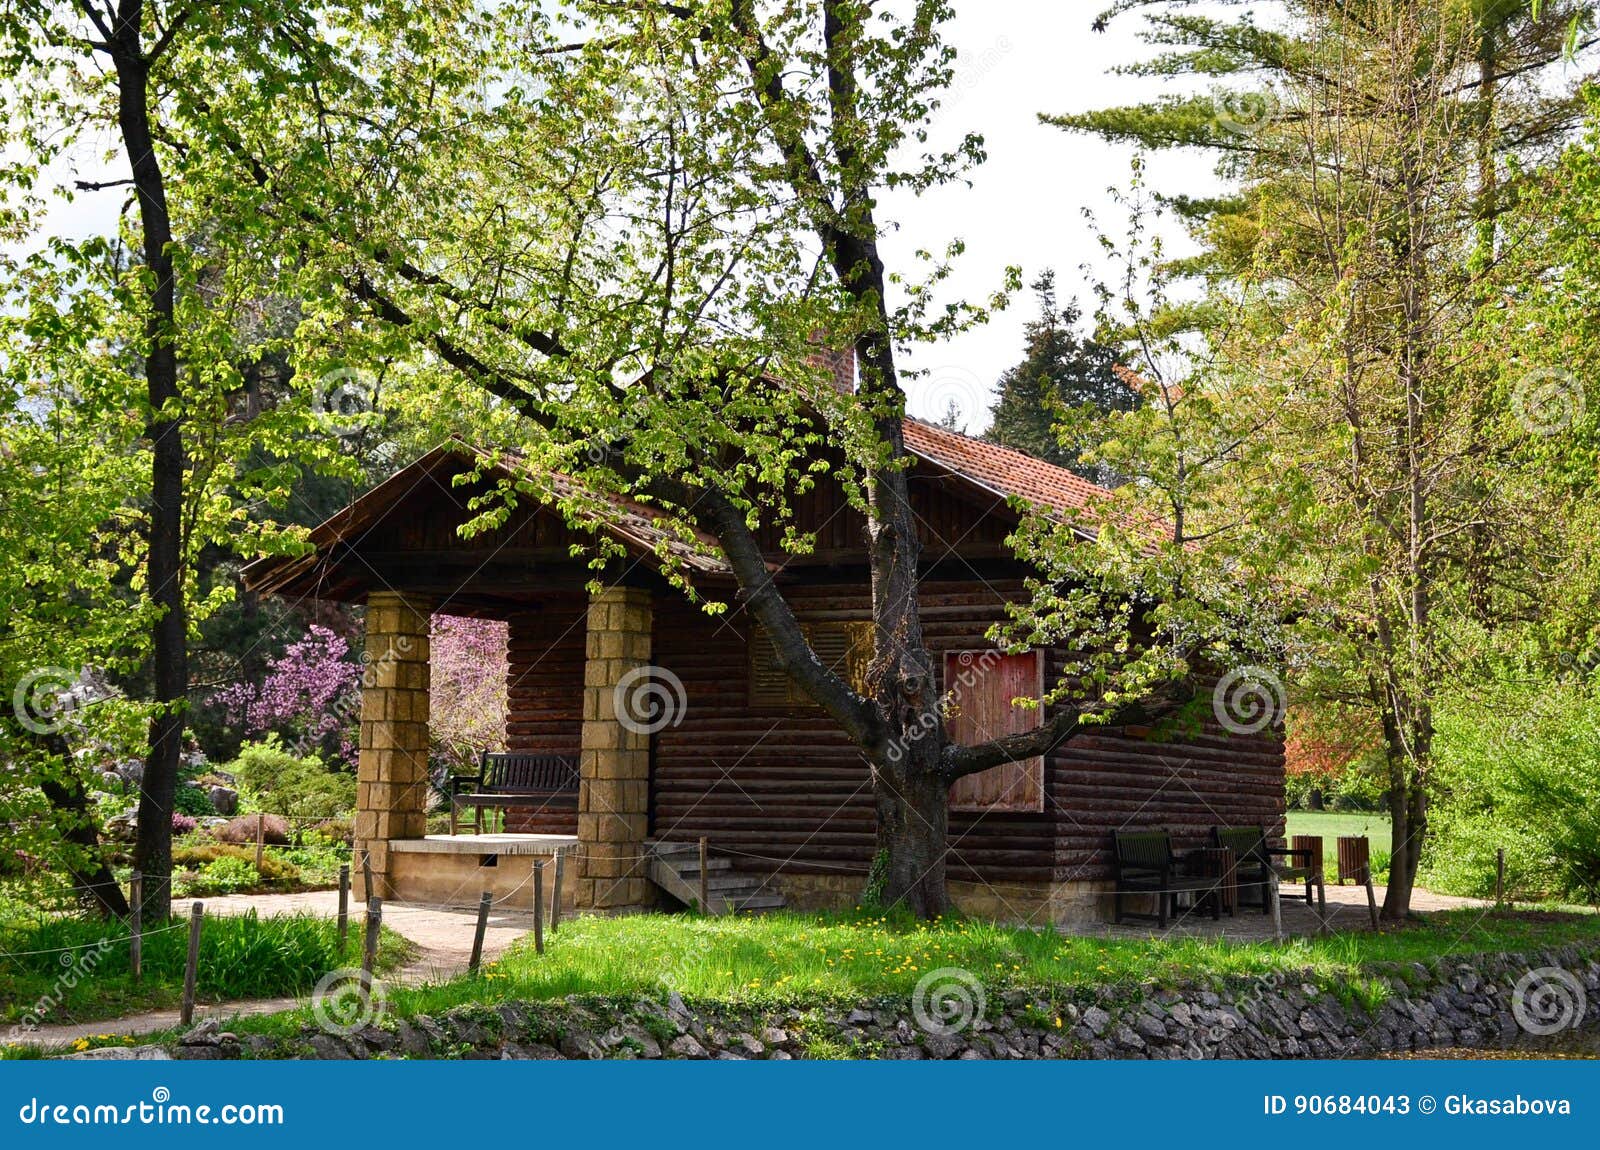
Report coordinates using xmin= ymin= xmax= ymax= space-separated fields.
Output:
xmin=1423 ymin=680 xmax=1600 ymax=901
xmin=213 ymin=813 xmax=290 ymax=845
xmin=224 ymin=738 xmax=355 ymax=826
xmin=171 ymin=812 xmax=197 ymax=835
xmin=311 ymin=817 xmax=354 ymax=845
xmin=172 ymin=781 xmax=215 ymax=817
xmin=172 ymin=843 xmax=303 ymax=893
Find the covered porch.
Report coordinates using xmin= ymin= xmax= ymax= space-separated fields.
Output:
xmin=240 ymin=444 xmax=731 ymax=913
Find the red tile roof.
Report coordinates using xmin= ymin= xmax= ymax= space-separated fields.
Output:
xmin=902 ymin=418 xmax=1109 ymax=530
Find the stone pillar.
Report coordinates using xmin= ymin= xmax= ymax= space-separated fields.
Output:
xmin=354 ymin=592 xmax=432 ymax=900
xmin=575 ymin=586 xmax=653 ymax=910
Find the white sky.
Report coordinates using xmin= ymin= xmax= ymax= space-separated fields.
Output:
xmin=20 ymin=1 xmax=1224 ymax=435
xmin=888 ymin=0 xmax=1221 ymax=432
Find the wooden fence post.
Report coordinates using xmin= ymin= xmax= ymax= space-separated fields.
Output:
xmin=255 ymin=812 xmax=265 ymax=872
xmin=1268 ymin=870 xmax=1283 ymax=941
xmin=469 ymin=891 xmax=493 ymax=974
xmin=698 ymin=836 xmax=710 ymax=916
xmin=337 ymin=864 xmax=350 ymax=951
xmin=180 ymin=901 xmax=203 ymax=1026
xmin=533 ymin=861 xmax=546 ymax=955
xmin=361 ymin=849 xmax=374 ymax=902
xmin=549 ymin=851 xmax=564 ymax=935
xmin=128 ymin=870 xmax=143 ymax=985
xmin=1363 ymin=866 xmax=1380 ymax=930
xmin=361 ymin=897 xmax=382 ymax=996
xmin=1496 ymin=848 xmax=1506 ymax=909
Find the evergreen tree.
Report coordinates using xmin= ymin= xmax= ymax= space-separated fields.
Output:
xmin=985 ymin=272 xmax=1135 ymax=484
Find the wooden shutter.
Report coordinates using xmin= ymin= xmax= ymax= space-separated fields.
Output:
xmin=751 ymin=620 xmax=874 ymax=706
xmin=944 ymin=650 xmax=1045 ymax=813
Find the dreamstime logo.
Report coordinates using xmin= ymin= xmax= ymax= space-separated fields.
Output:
xmin=1511 ymin=368 xmax=1585 ymax=437
xmin=1211 ymin=86 xmax=1280 ymax=136
xmin=916 ymin=366 xmax=987 ymax=434
xmin=1512 ymin=966 xmax=1587 ymax=1036
xmin=912 ymin=967 xmax=985 ymax=1037
xmin=313 ymin=367 xmax=379 ymax=439
xmin=311 ymin=968 xmax=387 ymax=1035
xmin=614 ymin=665 xmax=687 ymax=735
xmin=12 ymin=667 xmax=113 ymax=736
xmin=1211 ymin=666 xmax=1286 ymax=735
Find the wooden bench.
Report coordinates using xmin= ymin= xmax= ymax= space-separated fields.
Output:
xmin=449 ymin=752 xmax=580 ymax=834
xmin=1112 ymin=830 xmax=1221 ymax=928
xmin=1211 ymin=825 xmax=1326 ymax=917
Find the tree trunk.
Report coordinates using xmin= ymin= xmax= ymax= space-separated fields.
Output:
xmin=869 ymin=740 xmax=950 ymax=916
xmin=110 ymin=6 xmax=186 ymax=923
xmin=36 ymin=734 xmax=130 ymax=919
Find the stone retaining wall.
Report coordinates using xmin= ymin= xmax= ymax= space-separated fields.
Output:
xmin=144 ymin=941 xmax=1600 ymax=1061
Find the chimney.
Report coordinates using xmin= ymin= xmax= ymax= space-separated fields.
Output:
xmin=805 ymin=336 xmax=857 ymax=394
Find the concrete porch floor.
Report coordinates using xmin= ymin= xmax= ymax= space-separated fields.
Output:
xmin=1069 ymin=883 xmax=1489 ymax=941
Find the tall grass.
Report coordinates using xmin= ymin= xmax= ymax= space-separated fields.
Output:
xmin=0 ymin=910 xmax=397 ymax=1024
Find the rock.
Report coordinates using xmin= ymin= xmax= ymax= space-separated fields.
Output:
xmin=1081 ymin=1006 xmax=1112 ymax=1037
xmin=502 ymin=1043 xmax=562 ymax=1060
xmin=208 ymin=786 xmax=238 ymax=816
xmin=761 ymin=1026 xmax=790 ymax=1046
xmin=306 ymin=1033 xmax=356 ymax=1060
xmin=395 ymin=1021 xmax=434 ymax=1058
xmin=847 ymin=1008 xmax=874 ymax=1024
xmin=733 ymin=1033 xmax=765 ymax=1056
xmin=1112 ymin=1024 xmax=1146 ymax=1051
xmin=181 ymin=1019 xmax=221 ymax=1046
xmin=558 ymin=1029 xmax=604 ymax=1060
xmin=769 ymin=1049 xmax=793 ymax=1060
xmin=1134 ymin=1014 xmax=1170 ymax=1043
xmin=668 ymin=1035 xmax=708 ymax=1059
xmin=59 ymin=1045 xmax=171 ymax=1060
xmin=921 ymin=1032 xmax=964 ymax=1060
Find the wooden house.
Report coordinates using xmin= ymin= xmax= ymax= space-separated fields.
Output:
xmin=242 ymin=366 xmax=1285 ymax=924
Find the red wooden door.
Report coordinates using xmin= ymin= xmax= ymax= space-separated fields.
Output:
xmin=943 ymin=651 xmax=1044 ymax=812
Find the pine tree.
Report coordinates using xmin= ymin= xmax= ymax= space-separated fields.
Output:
xmin=984 ymin=272 xmax=1135 ymax=484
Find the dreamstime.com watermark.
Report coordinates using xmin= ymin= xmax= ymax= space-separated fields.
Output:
xmin=5 ymin=938 xmax=115 ymax=1041
xmin=1512 ymin=966 xmax=1588 ymax=1036
xmin=1212 ymin=665 xmax=1287 ymax=736
xmin=911 ymin=967 xmax=986 ymax=1037
xmin=310 ymin=968 xmax=388 ymax=1036
xmin=16 ymin=1088 xmax=283 ymax=1127
xmin=1511 ymin=368 xmax=1586 ymax=437
xmin=11 ymin=666 xmax=114 ymax=736
xmin=614 ymin=664 xmax=687 ymax=736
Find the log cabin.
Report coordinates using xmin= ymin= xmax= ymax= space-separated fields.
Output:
xmin=241 ymin=352 xmax=1285 ymax=925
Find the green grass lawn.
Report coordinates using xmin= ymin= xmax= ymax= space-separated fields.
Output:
xmin=216 ymin=904 xmax=1600 ymax=1038
xmin=1286 ymin=810 xmax=1393 ymax=874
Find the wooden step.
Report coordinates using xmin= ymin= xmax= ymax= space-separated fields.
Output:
xmin=645 ymin=842 xmax=786 ymax=916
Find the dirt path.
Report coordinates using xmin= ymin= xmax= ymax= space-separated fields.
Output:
xmin=11 ymin=892 xmax=537 ymax=1051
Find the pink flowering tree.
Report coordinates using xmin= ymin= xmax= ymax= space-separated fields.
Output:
xmin=211 ymin=625 xmax=364 ymax=767
xmin=429 ymin=616 xmax=507 ymax=775
xmin=214 ymin=617 xmax=506 ymax=774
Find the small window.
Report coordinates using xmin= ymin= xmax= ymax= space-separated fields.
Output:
xmin=944 ymin=650 xmax=1045 ymax=813
xmin=750 ymin=620 xmax=873 ymax=707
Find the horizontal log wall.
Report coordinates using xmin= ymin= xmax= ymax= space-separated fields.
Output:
xmin=501 ymin=598 xmax=586 ymax=835
xmin=648 ymin=578 xmax=1284 ymax=886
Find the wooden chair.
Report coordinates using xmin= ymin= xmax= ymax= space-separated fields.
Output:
xmin=449 ymin=752 xmax=580 ymax=834
xmin=1111 ymin=830 xmax=1221 ymax=928
xmin=1211 ymin=825 xmax=1326 ymax=917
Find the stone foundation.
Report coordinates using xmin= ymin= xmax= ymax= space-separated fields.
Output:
xmin=770 ymin=871 xmax=1110 ymax=928
xmin=386 ymin=836 xmax=575 ymax=913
